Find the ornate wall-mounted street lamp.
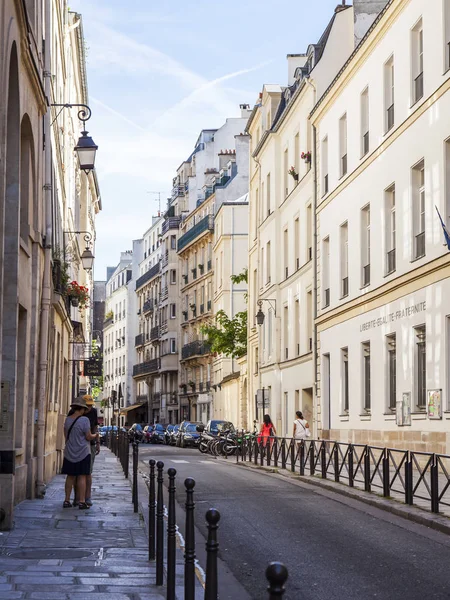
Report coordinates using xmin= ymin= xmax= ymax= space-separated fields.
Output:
xmin=63 ymin=230 xmax=95 ymax=271
xmin=256 ymin=299 xmax=277 ymax=326
xmin=51 ymin=103 xmax=98 ymax=173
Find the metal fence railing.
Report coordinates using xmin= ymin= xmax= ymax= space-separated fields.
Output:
xmin=236 ymin=437 xmax=450 ymax=515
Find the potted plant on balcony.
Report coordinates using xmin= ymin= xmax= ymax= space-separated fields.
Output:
xmin=66 ymin=281 xmax=89 ymax=308
xmin=301 ymin=151 xmax=311 ymax=164
xmin=198 ymin=263 xmax=204 ymax=273
xmin=190 ymin=303 xmax=196 ymax=313
xmin=188 ymin=380 xmax=195 ymax=389
xmin=288 ymin=166 xmax=299 ymax=182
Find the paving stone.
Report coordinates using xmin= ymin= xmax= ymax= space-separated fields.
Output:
xmin=16 ymin=584 xmax=96 ymax=592
xmin=68 ymin=595 xmax=131 ymax=600
xmin=0 ymin=584 xmax=13 ymax=591
xmin=0 ymin=593 xmax=24 ymax=599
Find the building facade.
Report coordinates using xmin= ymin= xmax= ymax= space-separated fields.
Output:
xmin=312 ymin=0 xmax=450 ymax=454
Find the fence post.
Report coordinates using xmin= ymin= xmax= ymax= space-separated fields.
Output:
xmin=124 ymin=432 xmax=129 ymax=479
xmin=334 ymin=444 xmax=339 ymax=483
xmin=290 ymin=440 xmax=295 ymax=473
xmin=156 ymin=461 xmax=165 ymax=586
xmin=204 ymin=508 xmax=220 ymax=600
xmin=184 ymin=478 xmax=196 ymax=600
xmin=310 ymin=441 xmax=315 ymax=476
xmin=364 ymin=446 xmax=371 ymax=492
xmin=405 ymin=451 xmax=413 ymax=505
xmin=382 ymin=449 xmax=390 ymax=498
xmin=348 ymin=445 xmax=354 ymax=488
xmin=273 ymin=438 xmax=278 ymax=468
xmin=321 ymin=442 xmax=327 ymax=479
xmin=266 ymin=562 xmax=288 ymax=598
xmin=148 ymin=459 xmax=156 ymax=561
xmin=281 ymin=439 xmax=286 ymax=470
xmin=167 ymin=468 xmax=176 ymax=600
xmin=431 ymin=454 xmax=439 ymax=514
xmin=299 ymin=441 xmax=305 ymax=476
xmin=132 ymin=442 xmax=139 ymax=513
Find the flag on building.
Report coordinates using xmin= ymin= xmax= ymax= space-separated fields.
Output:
xmin=435 ymin=206 xmax=450 ymax=250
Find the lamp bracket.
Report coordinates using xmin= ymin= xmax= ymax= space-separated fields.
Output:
xmin=257 ymin=298 xmax=277 ymax=317
xmin=50 ymin=103 xmax=92 ymax=126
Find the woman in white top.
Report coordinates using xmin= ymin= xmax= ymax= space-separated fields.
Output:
xmin=293 ymin=411 xmax=310 ymax=444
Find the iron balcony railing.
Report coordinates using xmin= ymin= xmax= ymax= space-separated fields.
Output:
xmin=415 ymin=231 xmax=425 ymax=259
xmin=414 ymin=72 xmax=424 ymax=103
xmin=171 ymin=184 xmax=185 ymax=200
xmin=324 ymin=288 xmax=330 ymax=308
xmin=136 ymin=394 xmax=148 ymax=403
xmin=177 ymin=215 xmax=214 ymax=253
xmin=150 ymin=326 xmax=160 ymax=342
xmin=143 ymin=298 xmax=155 ymax=314
xmin=161 ymin=216 xmax=182 ymax=235
xmin=387 ymin=249 xmax=396 ymax=274
xmin=161 ymin=251 xmax=169 ymax=268
xmin=132 ymin=358 xmax=160 ymax=377
xmin=181 ymin=340 xmax=211 ymax=360
xmin=136 ymin=262 xmax=160 ymax=290
xmin=341 ymin=276 xmax=349 ymax=298
xmin=362 ymin=264 xmax=370 ymax=287
xmin=135 ymin=333 xmax=145 ymax=347
xmin=159 ymin=286 xmax=168 ymax=302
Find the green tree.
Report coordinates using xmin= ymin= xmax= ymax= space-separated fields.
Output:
xmin=201 ymin=269 xmax=248 ymax=358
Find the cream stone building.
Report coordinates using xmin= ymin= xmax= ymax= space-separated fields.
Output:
xmin=0 ymin=2 xmax=100 ymax=529
xmin=312 ymin=0 xmax=450 ymax=454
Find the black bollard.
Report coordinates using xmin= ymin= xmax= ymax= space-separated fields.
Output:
xmin=184 ymin=478 xmax=196 ymax=600
xmin=125 ymin=433 xmax=129 ymax=479
xmin=132 ymin=442 xmax=139 ymax=513
xmin=156 ymin=461 xmax=165 ymax=586
xmin=266 ymin=562 xmax=288 ymax=598
xmin=148 ymin=460 xmax=156 ymax=561
xmin=167 ymin=468 xmax=177 ymax=600
xmin=204 ymin=508 xmax=220 ymax=600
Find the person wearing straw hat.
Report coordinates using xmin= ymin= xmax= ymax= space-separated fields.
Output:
xmin=61 ymin=396 xmax=99 ymax=510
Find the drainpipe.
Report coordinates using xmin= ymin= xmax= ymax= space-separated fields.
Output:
xmin=36 ymin=0 xmax=53 ymax=498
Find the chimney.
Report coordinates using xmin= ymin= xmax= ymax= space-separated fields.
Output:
xmin=286 ymin=54 xmax=307 ymax=86
xmin=239 ymin=103 xmax=252 ymax=118
xmin=353 ymin=0 xmax=389 ymax=47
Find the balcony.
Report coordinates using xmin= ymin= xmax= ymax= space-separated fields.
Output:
xmin=143 ymin=298 xmax=155 ymax=314
xmin=162 ymin=216 xmax=182 ymax=235
xmin=160 ymin=320 xmax=168 ymax=334
xmin=137 ymin=394 xmax=148 ymax=403
xmin=191 ymin=267 xmax=197 ymax=280
xmin=177 ymin=215 xmax=214 ymax=253
xmin=161 ymin=251 xmax=169 ymax=268
xmin=181 ymin=340 xmax=211 ymax=360
xmin=136 ymin=262 xmax=160 ymax=290
xmin=151 ymin=392 xmax=161 ymax=407
xmin=135 ymin=333 xmax=145 ymax=347
xmin=159 ymin=286 xmax=168 ymax=302
xmin=132 ymin=359 xmax=160 ymax=377
xmin=104 ymin=315 xmax=114 ymax=328
xmin=150 ymin=326 xmax=160 ymax=342
xmin=386 ymin=249 xmax=396 ymax=274
xmin=171 ymin=184 xmax=185 ymax=200
xmin=200 ymin=304 xmax=204 ymax=314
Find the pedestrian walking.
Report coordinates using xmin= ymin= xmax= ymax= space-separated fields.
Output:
xmin=61 ymin=396 xmax=99 ymax=510
xmin=293 ymin=411 xmax=310 ymax=446
xmin=84 ymin=395 xmax=100 ymax=507
xmin=259 ymin=414 xmax=276 ymax=449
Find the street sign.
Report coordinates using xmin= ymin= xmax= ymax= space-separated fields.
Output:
xmin=256 ymin=388 xmax=270 ymax=409
xmin=84 ymin=359 xmax=103 ymax=377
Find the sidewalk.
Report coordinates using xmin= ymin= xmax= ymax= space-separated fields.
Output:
xmin=0 ymin=449 xmax=165 ymax=600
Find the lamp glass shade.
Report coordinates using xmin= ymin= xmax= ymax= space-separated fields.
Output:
xmin=81 ymin=247 xmax=95 ymax=270
xmin=256 ymin=309 xmax=265 ymax=326
xmin=75 ymin=131 xmax=98 ymax=173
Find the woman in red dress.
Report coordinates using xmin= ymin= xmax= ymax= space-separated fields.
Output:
xmin=259 ymin=414 xmax=276 ymax=448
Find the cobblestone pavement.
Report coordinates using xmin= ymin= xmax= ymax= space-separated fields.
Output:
xmin=0 ymin=449 xmax=165 ymax=600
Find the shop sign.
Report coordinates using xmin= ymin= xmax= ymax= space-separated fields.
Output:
xmin=427 ymin=389 xmax=442 ymax=420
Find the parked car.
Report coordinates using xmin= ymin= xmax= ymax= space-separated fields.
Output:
xmin=99 ymin=425 xmax=117 ymax=445
xmin=149 ymin=423 xmax=166 ymax=444
xmin=206 ymin=420 xmax=236 ymax=435
xmin=177 ymin=421 xmax=204 ymax=448
xmin=168 ymin=424 xmax=180 ymax=446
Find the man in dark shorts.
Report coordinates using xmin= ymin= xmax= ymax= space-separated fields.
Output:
xmin=84 ymin=395 xmax=99 ymax=506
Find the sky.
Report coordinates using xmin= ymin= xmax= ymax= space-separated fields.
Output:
xmin=72 ymin=0 xmax=341 ymax=279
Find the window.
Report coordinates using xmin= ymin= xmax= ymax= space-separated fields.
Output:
xmin=361 ymin=88 xmax=369 ymax=157
xmin=387 ymin=334 xmax=397 ymax=410
xmin=170 ymin=304 xmax=176 ymax=318
xmin=361 ymin=205 xmax=370 ymax=287
xmin=284 ymin=149 xmax=289 ymax=197
xmin=339 ymin=114 xmax=347 ymax=177
xmin=294 ymin=218 xmax=300 ymax=270
xmin=384 ymin=56 xmax=395 ymax=132
xmin=171 ymin=235 xmax=176 ymax=250
xmin=267 ymin=173 xmax=271 ymax=216
xmin=362 ymin=342 xmax=371 ymax=412
xmin=322 ymin=136 xmax=329 ymax=195
xmin=284 ymin=392 xmax=289 ymax=436
xmin=268 ymin=309 xmax=273 ymax=359
xmin=306 ymin=205 xmax=312 ymax=261
xmin=266 ymin=241 xmax=271 ymax=284
xmin=170 ymin=270 xmax=176 ymax=284
xmin=323 ymin=237 xmax=330 ymax=307
xmin=260 ymin=248 xmax=265 ymax=289
xmin=412 ymin=19 xmax=424 ymax=104
xmin=342 ymin=348 xmax=349 ymax=413
xmin=295 ymin=298 xmax=300 ymax=356
xmin=170 ymin=339 xmax=176 ymax=353
xmin=385 ymin=185 xmax=396 ymax=273
xmin=294 ymin=133 xmax=300 ymax=177
xmin=415 ymin=326 xmax=426 ymax=409
xmin=307 ymin=291 xmax=312 ymax=352
xmin=340 ymin=222 xmax=349 ymax=298
xmin=412 ymin=160 xmax=425 ymax=259
xmin=446 ymin=0 xmax=450 ymax=70
xmin=284 ymin=228 xmax=289 ymax=279
xmin=261 ymin=182 xmax=265 ymax=220
xmin=284 ymin=305 xmax=289 ymax=360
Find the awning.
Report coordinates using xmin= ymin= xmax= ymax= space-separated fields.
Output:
xmin=119 ymin=402 xmax=145 ymax=415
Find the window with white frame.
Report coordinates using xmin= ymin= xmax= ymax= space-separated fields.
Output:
xmin=340 ymin=222 xmax=349 ymax=298
xmin=284 ymin=305 xmax=289 ymax=360
xmin=170 ymin=338 xmax=176 ymax=353
xmin=295 ymin=298 xmax=300 ymax=356
xmin=385 ymin=184 xmax=396 ymax=274
xmin=361 ymin=205 xmax=370 ymax=287
xmin=342 ymin=348 xmax=349 ymax=413
xmin=284 ymin=228 xmax=289 ymax=279
xmin=284 ymin=149 xmax=289 ymax=198
xmin=415 ymin=325 xmax=426 ymax=410
xmin=339 ymin=114 xmax=348 ymax=177
xmin=384 ymin=56 xmax=395 ymax=132
xmin=322 ymin=136 xmax=329 ymax=195
xmin=323 ymin=237 xmax=330 ymax=307
xmin=412 ymin=160 xmax=425 ymax=259
xmin=266 ymin=241 xmax=271 ymax=284
xmin=387 ymin=334 xmax=397 ymax=411
xmin=307 ymin=205 xmax=312 ymax=261
xmin=294 ymin=217 xmax=300 ymax=270
xmin=294 ymin=133 xmax=300 ymax=177
xmin=362 ymin=342 xmax=371 ymax=412
xmin=170 ymin=304 xmax=176 ymax=318
xmin=445 ymin=0 xmax=450 ymax=70
xmin=412 ymin=19 xmax=424 ymax=104
xmin=170 ymin=269 xmax=176 ymax=284
xmin=361 ymin=87 xmax=369 ymax=157
xmin=266 ymin=173 xmax=271 ymax=216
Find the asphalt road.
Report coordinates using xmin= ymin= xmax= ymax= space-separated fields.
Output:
xmin=139 ymin=443 xmax=450 ymax=600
